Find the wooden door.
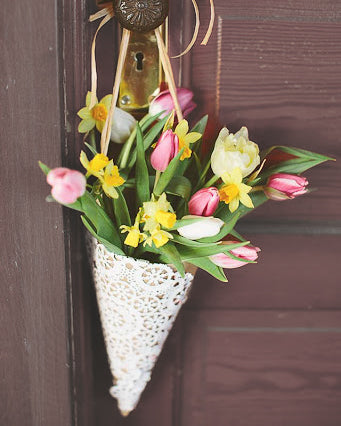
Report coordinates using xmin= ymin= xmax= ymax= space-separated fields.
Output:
xmin=85 ymin=1 xmax=341 ymax=425
xmin=2 ymin=1 xmax=340 ymax=425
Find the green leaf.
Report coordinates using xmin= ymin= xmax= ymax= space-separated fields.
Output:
xmin=170 ymin=216 xmax=207 ymax=230
xmin=263 ymin=145 xmax=334 ymax=162
xmin=172 ymin=234 xmax=218 ymax=247
xmin=38 ymin=161 xmax=51 ymax=175
xmin=159 ymin=242 xmax=185 ymax=277
xmin=229 ymin=229 xmax=247 ymax=242
xmin=165 ymin=176 xmax=192 ymax=200
xmin=135 ymin=123 xmax=150 ymax=206
xmin=191 ymin=115 xmax=209 ymax=136
xmin=197 ymin=212 xmax=241 ymax=243
xmin=191 ymin=115 xmax=208 ymax=153
xmin=187 ymin=257 xmax=227 ymax=282
xmin=154 ymin=148 xmax=184 ymax=196
xmin=81 ymin=216 xmax=125 ymax=255
xmin=84 ymin=142 xmax=98 ymax=156
xmin=176 ymin=240 xmax=250 ymax=260
xmin=126 ymin=115 xmax=170 ymax=170
xmin=259 ymin=158 xmax=326 ymax=183
xmin=80 ymin=191 xmax=122 ymax=248
xmin=113 ymin=188 xmax=131 ymax=229
xmin=216 ymin=191 xmax=268 ymax=222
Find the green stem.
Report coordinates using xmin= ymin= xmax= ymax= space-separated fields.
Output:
xmin=153 ymin=170 xmax=161 ymax=193
xmin=251 ymin=185 xmax=265 ymax=192
xmin=88 ymin=129 xmax=97 ymax=150
xmin=203 ymin=175 xmax=220 ymax=188
xmin=119 ymin=114 xmax=150 ymax=168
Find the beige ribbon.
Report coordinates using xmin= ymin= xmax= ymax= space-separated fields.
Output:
xmin=101 ymin=29 xmax=131 ymax=155
xmin=89 ymin=7 xmax=114 ymax=110
xmin=171 ymin=0 xmax=215 ymax=58
xmin=155 ymin=27 xmax=184 ymax=122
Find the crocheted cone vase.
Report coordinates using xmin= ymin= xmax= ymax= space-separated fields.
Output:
xmin=88 ymin=238 xmax=195 ymax=416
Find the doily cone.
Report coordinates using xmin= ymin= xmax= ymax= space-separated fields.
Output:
xmin=87 ymin=238 xmax=195 ymax=415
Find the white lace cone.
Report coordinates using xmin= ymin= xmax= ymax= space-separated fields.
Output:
xmin=87 ymin=238 xmax=195 ymax=416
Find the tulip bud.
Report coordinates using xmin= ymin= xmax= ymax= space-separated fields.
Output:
xmin=150 ymin=130 xmax=179 ymax=172
xmin=211 ymin=127 xmax=260 ymax=178
xmin=47 ymin=167 xmax=86 ymax=204
xmin=264 ymin=173 xmax=308 ymax=201
xmin=177 ymin=215 xmax=224 ymax=240
xmin=210 ymin=242 xmax=260 ymax=269
xmin=149 ymin=88 xmax=196 ymax=120
xmin=188 ymin=187 xmax=220 ymax=216
xmin=110 ymin=107 xmax=136 ymax=144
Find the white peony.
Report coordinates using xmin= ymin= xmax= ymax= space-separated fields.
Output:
xmin=211 ymin=127 xmax=260 ymax=178
xmin=110 ymin=107 xmax=136 ymax=144
xmin=177 ymin=215 xmax=224 ymax=240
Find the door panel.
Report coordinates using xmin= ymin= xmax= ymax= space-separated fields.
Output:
xmin=181 ymin=310 xmax=341 ymax=426
xmin=64 ymin=0 xmax=340 ymax=425
xmin=1 ymin=1 xmax=73 ymax=425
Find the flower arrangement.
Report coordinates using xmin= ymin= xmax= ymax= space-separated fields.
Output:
xmin=38 ymin=4 xmax=334 ymax=414
xmin=40 ymin=88 xmax=332 ymax=282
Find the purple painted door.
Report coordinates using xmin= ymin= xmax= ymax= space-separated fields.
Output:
xmin=3 ymin=1 xmax=339 ymax=425
xmin=79 ymin=1 xmax=341 ymax=425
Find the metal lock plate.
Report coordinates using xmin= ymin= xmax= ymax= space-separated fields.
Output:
xmin=119 ymin=29 xmax=165 ymax=116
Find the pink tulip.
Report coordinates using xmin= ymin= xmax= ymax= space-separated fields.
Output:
xmin=188 ymin=187 xmax=220 ymax=216
xmin=265 ymin=173 xmax=308 ymax=201
xmin=150 ymin=130 xmax=179 ymax=171
xmin=149 ymin=88 xmax=196 ymax=119
xmin=47 ymin=167 xmax=86 ymax=204
xmin=210 ymin=242 xmax=260 ymax=269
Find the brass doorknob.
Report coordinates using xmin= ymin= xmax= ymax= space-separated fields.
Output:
xmin=114 ymin=0 xmax=169 ymax=32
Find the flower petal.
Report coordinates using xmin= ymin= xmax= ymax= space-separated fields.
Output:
xmin=239 ymin=192 xmax=254 ymax=209
xmin=229 ymin=197 xmax=239 ymax=213
xmin=78 ymin=119 xmax=95 ymax=133
xmin=183 ymin=132 xmax=202 ymax=145
xmin=101 ymin=94 xmax=113 ymax=111
xmin=175 ymin=120 xmax=189 ymax=140
xmin=77 ymin=107 xmax=92 ymax=120
xmin=86 ymin=91 xmax=98 ymax=107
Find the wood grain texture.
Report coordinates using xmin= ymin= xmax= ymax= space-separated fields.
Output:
xmin=187 ymin=0 xmax=341 ymax=223
xmin=187 ymin=234 xmax=341 ymax=310
xmin=0 ymin=1 xmax=72 ymax=425
xmin=181 ymin=310 xmax=341 ymax=426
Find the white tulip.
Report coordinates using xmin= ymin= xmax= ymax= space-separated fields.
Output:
xmin=211 ymin=127 xmax=260 ymax=178
xmin=110 ymin=107 xmax=136 ymax=144
xmin=177 ymin=215 xmax=224 ymax=240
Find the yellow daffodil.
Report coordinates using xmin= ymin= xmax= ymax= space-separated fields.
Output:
xmin=143 ymin=193 xmax=176 ymax=231
xmin=80 ymin=151 xmax=125 ymax=199
xmin=77 ymin=92 xmax=112 ymax=133
xmin=143 ymin=227 xmax=173 ymax=248
xmin=102 ymin=160 xmax=125 ymax=199
xmin=120 ymin=209 xmax=145 ymax=248
xmin=219 ymin=167 xmax=254 ymax=213
xmin=174 ymin=120 xmax=202 ymax=160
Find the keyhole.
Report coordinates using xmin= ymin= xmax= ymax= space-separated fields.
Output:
xmin=135 ymin=52 xmax=144 ymax=71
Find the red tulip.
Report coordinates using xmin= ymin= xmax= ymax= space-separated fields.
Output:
xmin=150 ymin=130 xmax=179 ymax=172
xmin=188 ymin=187 xmax=220 ymax=216
xmin=47 ymin=167 xmax=86 ymax=204
xmin=210 ymin=242 xmax=260 ymax=269
xmin=149 ymin=88 xmax=196 ymax=119
xmin=265 ymin=173 xmax=308 ymax=201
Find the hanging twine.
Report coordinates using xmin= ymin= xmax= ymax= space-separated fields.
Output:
xmin=88 ymin=0 xmax=215 ymax=155
xmin=88 ymin=6 xmax=115 ymax=110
